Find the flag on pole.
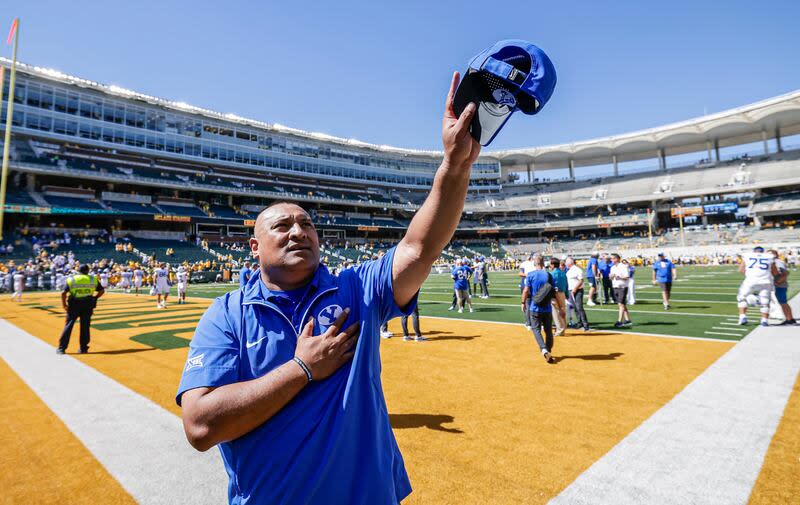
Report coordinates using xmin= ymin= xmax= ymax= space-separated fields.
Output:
xmin=7 ymin=18 xmax=18 ymax=45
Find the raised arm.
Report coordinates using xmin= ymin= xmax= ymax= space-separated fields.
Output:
xmin=392 ymin=72 xmax=480 ymax=307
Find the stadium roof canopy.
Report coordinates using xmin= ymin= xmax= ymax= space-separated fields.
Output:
xmin=483 ymin=90 xmax=800 ymax=170
xmin=5 ymin=58 xmax=800 ymax=167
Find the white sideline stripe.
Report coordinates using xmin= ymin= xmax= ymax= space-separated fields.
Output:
xmin=0 ymin=319 xmax=228 ymax=505
xmin=719 ymin=321 xmax=747 ymax=326
xmin=417 ymin=316 xmax=731 ymax=343
xmin=550 ymin=293 xmax=800 ymax=505
xmin=704 ymin=331 xmax=745 ymax=337
xmin=710 ymin=326 xmax=748 ymax=332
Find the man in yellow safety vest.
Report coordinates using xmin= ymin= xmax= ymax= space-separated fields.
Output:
xmin=58 ymin=263 xmax=104 ymax=354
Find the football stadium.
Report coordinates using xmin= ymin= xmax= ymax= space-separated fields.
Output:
xmin=2 ymin=5 xmax=799 ymax=505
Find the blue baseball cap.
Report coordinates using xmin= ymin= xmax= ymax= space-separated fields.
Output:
xmin=453 ymin=39 xmax=556 ymax=146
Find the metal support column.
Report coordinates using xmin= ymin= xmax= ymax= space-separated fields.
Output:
xmin=612 ymin=155 xmax=618 ymax=177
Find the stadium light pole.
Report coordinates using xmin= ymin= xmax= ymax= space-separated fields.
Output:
xmin=0 ymin=18 xmax=19 ymax=242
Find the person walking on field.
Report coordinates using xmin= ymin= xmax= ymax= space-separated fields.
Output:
xmin=610 ymin=254 xmax=632 ymax=328
xmin=522 ymin=255 xmax=556 ymax=363
xmin=401 ymin=306 xmax=426 ymax=341
xmin=452 ymin=258 xmax=474 ymax=313
xmin=565 ymin=257 xmax=590 ymax=331
xmin=58 ymin=263 xmax=104 ymax=354
xmin=519 ymin=254 xmax=537 ymax=327
xmin=769 ymin=249 xmax=797 ymax=325
xmin=586 ymin=253 xmax=599 ymax=305
xmin=549 ymin=257 xmax=568 ymax=336
xmin=652 ymin=252 xmax=676 ymax=310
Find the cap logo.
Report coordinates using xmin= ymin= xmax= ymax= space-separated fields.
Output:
xmin=492 ymin=89 xmax=517 ymax=107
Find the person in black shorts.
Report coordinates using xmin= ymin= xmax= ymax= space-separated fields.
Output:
xmin=609 ymin=254 xmax=631 ymax=328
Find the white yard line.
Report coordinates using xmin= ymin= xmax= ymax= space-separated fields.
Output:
xmin=420 ymin=299 xmax=736 ymax=318
xmin=0 ymin=319 xmax=228 ymax=505
xmin=416 ymin=316 xmax=732 ymax=343
xmin=550 ymin=293 xmax=800 ymax=505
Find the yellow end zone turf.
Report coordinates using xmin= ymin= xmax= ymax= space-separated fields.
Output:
xmin=0 ymin=357 xmax=136 ymax=505
xmin=3 ymin=292 xmax=733 ymax=503
xmin=748 ymin=373 xmax=800 ymax=505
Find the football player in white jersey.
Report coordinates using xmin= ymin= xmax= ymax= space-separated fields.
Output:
xmin=133 ymin=267 xmax=144 ymax=295
xmin=99 ymin=269 xmax=110 ymax=289
xmin=737 ymin=246 xmax=779 ymax=326
xmin=153 ymin=262 xmax=171 ymax=308
xmin=176 ymin=266 xmax=189 ymax=304
xmin=11 ymin=267 xmax=24 ymax=301
xmin=120 ymin=268 xmax=133 ymax=293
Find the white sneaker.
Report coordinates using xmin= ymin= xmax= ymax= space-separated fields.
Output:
xmin=524 ymin=324 xmax=531 ymax=330
xmin=447 ymin=306 xmax=454 ymax=311
xmin=458 ymin=308 xmax=463 ymax=313
xmin=587 ymin=300 xmax=597 ymax=306
xmin=739 ymin=317 xmax=748 ymax=325
xmin=469 ymin=307 xmax=474 ymax=313
xmin=380 ymin=331 xmax=392 ymax=339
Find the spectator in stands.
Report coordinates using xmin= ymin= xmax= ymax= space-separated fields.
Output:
xmin=586 ymin=253 xmax=599 ymax=306
xmin=770 ymin=249 xmax=797 ymax=325
xmin=549 ymin=257 xmax=568 ymax=336
xmin=609 ymin=254 xmax=632 ymax=328
xmin=176 ymin=82 xmax=481 ymax=504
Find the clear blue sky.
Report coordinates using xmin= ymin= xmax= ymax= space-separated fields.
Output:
xmin=7 ymin=0 xmax=800 ymax=151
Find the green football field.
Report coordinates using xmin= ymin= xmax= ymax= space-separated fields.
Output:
xmin=180 ymin=265 xmax=797 ymax=341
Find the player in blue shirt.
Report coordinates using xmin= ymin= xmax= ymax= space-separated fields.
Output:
xmin=239 ymin=261 xmax=253 ymax=288
xmin=177 ymin=74 xmax=481 ymax=505
xmin=521 ymin=256 xmax=556 ymax=363
xmin=598 ymin=253 xmax=613 ymax=304
xmin=651 ymin=252 xmax=677 ymax=310
xmin=451 ymin=258 xmax=474 ymax=313
xmin=586 ymin=253 xmax=599 ymax=305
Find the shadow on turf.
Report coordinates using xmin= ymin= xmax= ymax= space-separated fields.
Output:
xmin=552 ymin=352 xmax=624 ymax=363
xmin=75 ymin=347 xmax=158 ymax=355
xmin=419 ymin=330 xmax=479 ymax=341
xmin=389 ymin=414 xmax=463 ymax=433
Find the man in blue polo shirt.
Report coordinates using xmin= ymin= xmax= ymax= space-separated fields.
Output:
xmin=598 ymin=253 xmax=613 ymax=304
xmin=521 ymin=255 xmax=556 ymax=363
xmin=586 ymin=253 xmax=599 ymax=305
xmin=652 ymin=252 xmax=677 ymax=310
xmin=177 ymin=72 xmax=481 ymax=505
xmin=238 ymin=261 xmax=253 ymax=288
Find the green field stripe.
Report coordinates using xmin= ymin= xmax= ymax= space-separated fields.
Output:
xmin=417 ymin=298 xmax=737 ymax=318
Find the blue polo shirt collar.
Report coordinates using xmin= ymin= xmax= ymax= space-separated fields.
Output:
xmin=241 ymin=262 xmax=336 ymax=305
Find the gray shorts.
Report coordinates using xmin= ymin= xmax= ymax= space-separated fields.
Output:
xmin=455 ymin=289 xmax=470 ymax=303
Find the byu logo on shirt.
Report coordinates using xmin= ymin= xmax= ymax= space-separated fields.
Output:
xmin=492 ymin=88 xmax=517 ymax=107
xmin=185 ymin=353 xmax=204 ymax=370
xmin=317 ymin=304 xmax=343 ymax=330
